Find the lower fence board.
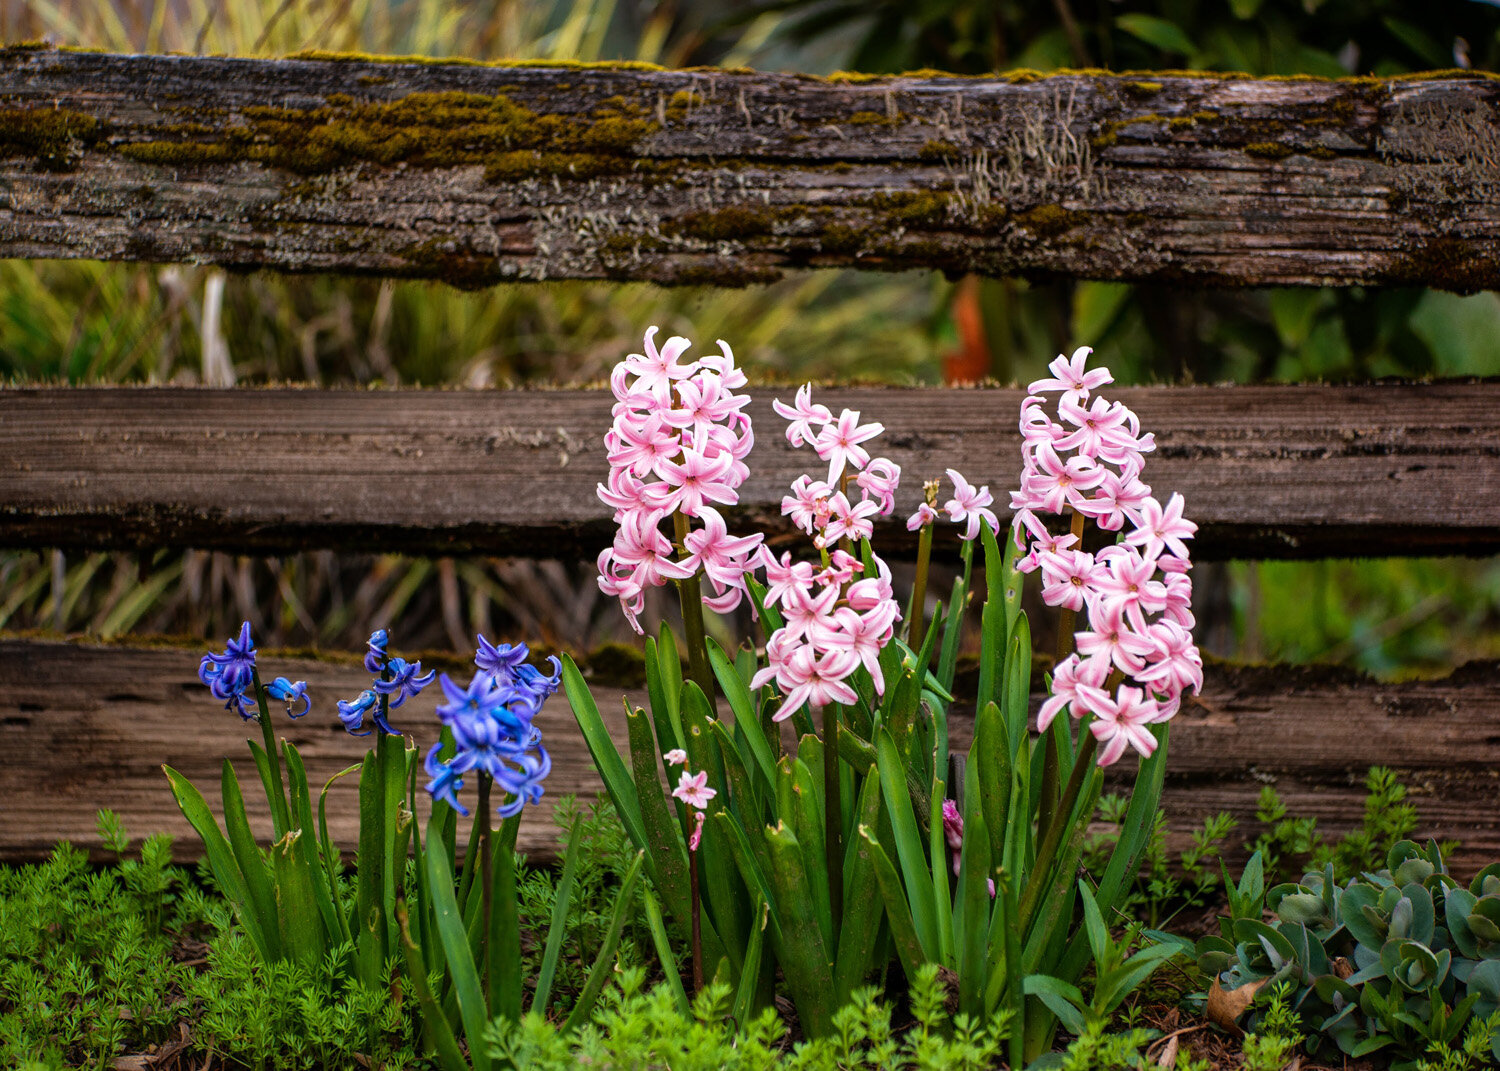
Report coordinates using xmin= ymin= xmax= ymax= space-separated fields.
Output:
xmin=2 ymin=639 xmax=1497 ymax=876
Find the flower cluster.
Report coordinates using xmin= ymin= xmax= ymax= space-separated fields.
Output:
xmin=596 ymin=327 xmax=762 ymax=633
xmin=337 ymin=629 xmax=435 ymax=737
xmin=199 ymin=621 xmax=262 ymax=719
xmin=1010 ymin=347 xmax=1203 ymax=767
xmin=199 ymin=621 xmax=311 ymax=721
xmin=665 ymin=748 xmax=716 ymax=850
xmin=748 ymin=386 xmax=903 ymax=719
xmin=423 ymin=637 xmax=559 ymax=818
xmin=905 ymin=469 xmax=1000 ymax=541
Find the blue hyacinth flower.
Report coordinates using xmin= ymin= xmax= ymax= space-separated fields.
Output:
xmin=364 ymin=629 xmax=390 ymax=673
xmin=337 ymin=689 xmax=378 ymax=736
xmin=265 ymin=677 xmax=311 ymax=718
xmin=199 ymin=621 xmax=259 ymax=718
xmin=475 ymin=634 xmax=529 ymax=680
xmin=373 ymin=657 xmax=436 ymax=709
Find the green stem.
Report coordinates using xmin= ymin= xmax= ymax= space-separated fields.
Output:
xmin=1018 ymin=731 xmax=1097 ymax=935
xmin=820 ymin=703 xmax=843 ymax=940
xmin=673 ymin=511 xmax=718 ymax=713
xmin=1039 ymin=509 xmax=1088 ymax=844
xmin=477 ymin=771 xmax=492 ymax=1003
xmin=908 ymin=521 xmax=934 ymax=652
xmin=251 ymin=668 xmax=292 ymax=838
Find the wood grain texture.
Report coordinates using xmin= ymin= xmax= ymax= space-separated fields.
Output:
xmin=1 ymin=48 xmax=1498 ymax=288
xmin=3 ymin=639 xmax=1497 ymax=875
xmin=3 ymin=382 xmax=1499 ymax=559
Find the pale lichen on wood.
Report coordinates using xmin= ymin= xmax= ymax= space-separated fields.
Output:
xmin=0 ymin=46 xmax=1498 ymax=287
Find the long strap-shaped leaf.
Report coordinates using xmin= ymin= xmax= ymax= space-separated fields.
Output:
xmin=708 ymin=638 xmax=776 ymax=793
xmin=562 ymin=655 xmax=647 ymax=852
xmin=833 ymin=774 xmax=886 ymax=1004
xmin=162 ymin=765 xmax=268 ymax=961
xmin=284 ymin=743 xmax=342 ymax=951
xmin=425 ymin=814 xmax=491 ymax=1071
xmin=217 ymin=759 xmax=282 ymax=963
xmin=562 ymin=851 xmax=645 ymax=1033
xmin=396 ymin=902 xmax=470 ymax=1071
xmin=875 ymin=729 xmax=939 ymax=959
xmin=859 ymin=825 xmax=926 ymax=984
xmin=764 ymin=822 xmax=834 ymax=1038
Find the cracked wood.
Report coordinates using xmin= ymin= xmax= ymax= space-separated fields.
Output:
xmin=3 ymin=639 xmax=1496 ymax=875
xmin=2 ymin=382 xmax=1499 ymax=559
xmin=1 ymin=48 xmax=1499 ymax=287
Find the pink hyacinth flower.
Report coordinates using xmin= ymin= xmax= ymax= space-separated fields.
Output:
xmin=813 ymin=409 xmax=884 ymax=484
xmin=772 ymin=384 xmax=833 ymax=448
xmin=1036 ymin=653 xmax=1109 ymax=731
xmin=622 ymin=326 xmax=694 ymax=403
xmin=663 ymin=748 xmax=688 ymax=765
xmin=673 ymin=769 xmax=717 ymax=810
xmin=943 ymin=468 xmax=999 ymax=541
xmin=906 ymin=502 xmax=939 ymax=530
xmin=1028 ymin=346 xmax=1114 ymax=403
xmin=775 ymin=647 xmax=859 ymax=720
xmin=1083 ymin=686 xmax=1161 ymax=766
xmin=1125 ymin=492 xmax=1197 ymax=561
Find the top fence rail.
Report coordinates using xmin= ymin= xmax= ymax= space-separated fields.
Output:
xmin=0 ymin=47 xmax=1497 ymax=289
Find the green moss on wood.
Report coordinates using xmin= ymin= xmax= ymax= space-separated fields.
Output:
xmin=1244 ymin=141 xmax=1295 ymax=160
xmin=918 ymin=140 xmax=960 ymax=162
xmin=1016 ymin=203 xmax=1087 ymax=238
xmin=114 ymin=88 xmax=659 ymax=180
xmin=0 ymin=106 xmax=105 ymax=171
xmin=862 ymin=190 xmax=951 ymax=228
xmin=675 ymin=205 xmax=778 ymax=242
xmin=1123 ymin=81 xmax=1163 ymax=97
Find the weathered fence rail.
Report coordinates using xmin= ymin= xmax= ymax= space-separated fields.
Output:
xmin=4 ymin=639 xmax=1497 ymax=874
xmin=2 ymin=47 xmax=1500 ymax=288
xmin=3 ymin=381 xmax=1500 ymax=559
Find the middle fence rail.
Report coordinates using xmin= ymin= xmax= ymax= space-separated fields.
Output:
xmin=3 ymin=382 xmax=1500 ymax=559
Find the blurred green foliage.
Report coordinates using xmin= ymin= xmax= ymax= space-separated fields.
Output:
xmin=1 ymin=0 xmax=1498 ymax=676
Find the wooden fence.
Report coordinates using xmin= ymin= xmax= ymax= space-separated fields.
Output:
xmin=1 ymin=45 xmax=1498 ymax=871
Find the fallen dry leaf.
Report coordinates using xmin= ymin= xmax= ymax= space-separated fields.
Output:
xmin=1331 ymin=956 xmax=1354 ymax=979
xmin=1156 ymin=1034 xmax=1179 ymax=1068
xmin=1205 ymin=976 xmax=1269 ymax=1034
xmin=110 ymin=1057 xmax=154 ymax=1071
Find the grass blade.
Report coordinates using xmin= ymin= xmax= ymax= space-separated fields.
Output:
xmin=641 ymin=887 xmax=691 ymax=1017
xmin=532 ymin=819 xmax=584 ymax=1016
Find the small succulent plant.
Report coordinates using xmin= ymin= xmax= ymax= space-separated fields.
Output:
xmin=1184 ymin=841 xmax=1500 ymax=1069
